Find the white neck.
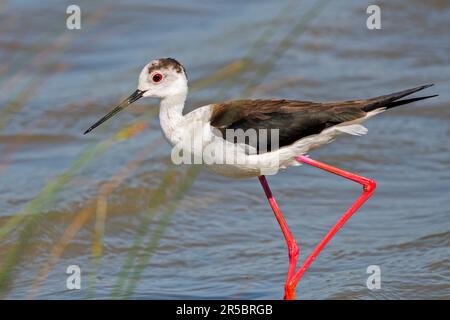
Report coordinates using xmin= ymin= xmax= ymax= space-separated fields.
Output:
xmin=159 ymin=91 xmax=187 ymax=146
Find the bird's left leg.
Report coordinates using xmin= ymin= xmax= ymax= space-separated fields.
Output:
xmin=288 ymin=155 xmax=376 ymax=295
xmin=258 ymin=156 xmax=376 ymax=300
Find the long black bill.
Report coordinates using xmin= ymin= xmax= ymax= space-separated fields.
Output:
xmin=83 ymin=89 xmax=146 ymax=135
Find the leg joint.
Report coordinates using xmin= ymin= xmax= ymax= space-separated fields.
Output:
xmin=363 ymin=178 xmax=377 ymax=192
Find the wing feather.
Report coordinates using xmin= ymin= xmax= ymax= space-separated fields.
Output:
xmin=210 ymin=99 xmax=367 ymax=151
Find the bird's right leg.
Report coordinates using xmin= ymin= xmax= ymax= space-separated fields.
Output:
xmin=258 ymin=175 xmax=299 ymax=300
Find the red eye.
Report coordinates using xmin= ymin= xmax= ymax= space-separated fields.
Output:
xmin=152 ymin=73 xmax=163 ymax=83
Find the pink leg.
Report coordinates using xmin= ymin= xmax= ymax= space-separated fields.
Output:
xmin=258 ymin=155 xmax=376 ymax=300
xmin=258 ymin=175 xmax=299 ymax=300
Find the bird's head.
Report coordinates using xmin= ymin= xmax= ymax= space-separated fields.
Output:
xmin=138 ymin=58 xmax=188 ymax=98
xmin=84 ymin=57 xmax=187 ymax=134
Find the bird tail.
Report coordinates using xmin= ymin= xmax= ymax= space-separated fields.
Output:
xmin=362 ymin=84 xmax=438 ymax=113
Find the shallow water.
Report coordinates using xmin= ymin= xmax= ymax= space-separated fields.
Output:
xmin=0 ymin=0 xmax=449 ymax=299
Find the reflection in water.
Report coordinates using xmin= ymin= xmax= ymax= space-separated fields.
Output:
xmin=0 ymin=0 xmax=449 ymax=299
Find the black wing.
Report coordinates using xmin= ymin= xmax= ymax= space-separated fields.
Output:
xmin=210 ymin=85 xmax=436 ymax=152
xmin=211 ymin=99 xmax=366 ymax=151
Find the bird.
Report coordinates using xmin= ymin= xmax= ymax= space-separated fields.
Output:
xmin=84 ymin=57 xmax=437 ymax=299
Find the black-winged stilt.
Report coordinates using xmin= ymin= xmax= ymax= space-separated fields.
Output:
xmin=84 ymin=58 xmax=437 ymax=299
